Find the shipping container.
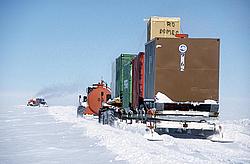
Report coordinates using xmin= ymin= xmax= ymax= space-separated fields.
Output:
xmin=147 ymin=16 xmax=180 ymax=41
xmin=111 ymin=61 xmax=116 ymax=98
xmin=115 ymin=54 xmax=136 ymax=99
xmin=145 ymin=38 xmax=220 ymax=102
xmin=122 ymin=62 xmax=133 ymax=110
xmin=132 ymin=52 xmax=145 ymax=110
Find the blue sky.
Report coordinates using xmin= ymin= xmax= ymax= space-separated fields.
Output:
xmin=0 ymin=0 xmax=249 ymax=120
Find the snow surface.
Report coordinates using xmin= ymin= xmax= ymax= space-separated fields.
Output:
xmin=1 ymin=105 xmax=250 ymax=164
xmin=204 ymin=99 xmax=217 ymax=104
xmin=0 ymin=106 xmax=125 ymax=164
xmin=155 ymin=92 xmax=173 ymax=103
xmin=48 ymin=106 xmax=250 ymax=164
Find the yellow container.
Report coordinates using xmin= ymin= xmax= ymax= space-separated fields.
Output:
xmin=147 ymin=16 xmax=181 ymax=41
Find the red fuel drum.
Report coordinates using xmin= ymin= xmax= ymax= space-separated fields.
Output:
xmin=132 ymin=52 xmax=145 ymax=110
xmin=84 ymin=82 xmax=111 ymax=115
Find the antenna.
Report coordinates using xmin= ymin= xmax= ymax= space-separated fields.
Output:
xmin=181 ymin=26 xmax=184 ymax=34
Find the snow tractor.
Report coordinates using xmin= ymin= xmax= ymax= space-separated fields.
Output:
xmin=77 ymin=81 xmax=111 ymax=117
xmin=27 ymin=98 xmax=48 ymax=107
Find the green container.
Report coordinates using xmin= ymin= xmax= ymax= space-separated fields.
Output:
xmin=122 ymin=62 xmax=133 ymax=110
xmin=115 ymin=54 xmax=136 ymax=104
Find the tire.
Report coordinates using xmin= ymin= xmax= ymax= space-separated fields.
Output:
xmin=99 ymin=109 xmax=115 ymax=126
xmin=77 ymin=106 xmax=84 ymax=117
xmin=100 ymin=110 xmax=105 ymax=124
xmin=107 ymin=110 xmax=115 ymax=126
